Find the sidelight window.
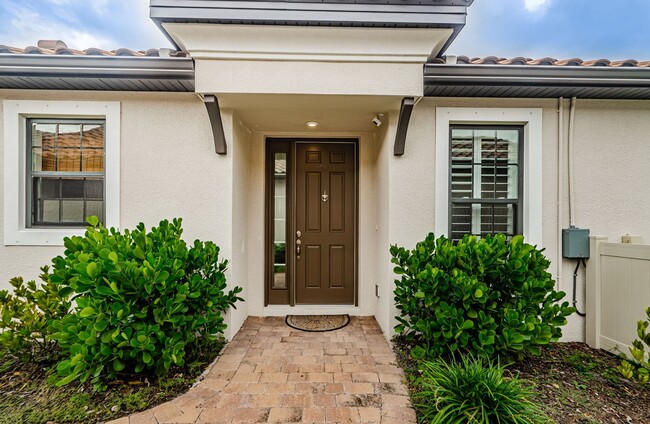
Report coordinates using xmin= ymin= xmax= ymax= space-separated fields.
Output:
xmin=272 ymin=152 xmax=287 ymax=289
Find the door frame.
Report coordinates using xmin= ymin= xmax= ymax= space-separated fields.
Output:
xmin=264 ymin=137 xmax=359 ymax=307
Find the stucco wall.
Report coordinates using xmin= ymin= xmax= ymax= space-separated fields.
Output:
xmin=389 ymin=97 xmax=650 ymax=341
xmin=0 ymin=89 xmax=244 ymax=337
xmin=2 ymin=88 xmax=649 ymax=344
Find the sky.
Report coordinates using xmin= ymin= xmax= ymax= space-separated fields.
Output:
xmin=0 ymin=0 xmax=649 ymax=60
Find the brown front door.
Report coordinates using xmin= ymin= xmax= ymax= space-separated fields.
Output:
xmin=294 ymin=142 xmax=356 ymax=304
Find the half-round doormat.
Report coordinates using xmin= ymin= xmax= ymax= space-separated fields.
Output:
xmin=285 ymin=314 xmax=350 ymax=332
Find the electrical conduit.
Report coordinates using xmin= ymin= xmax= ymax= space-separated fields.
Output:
xmin=557 ymin=97 xmax=564 ymax=291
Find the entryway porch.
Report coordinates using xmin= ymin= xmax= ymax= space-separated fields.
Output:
xmin=108 ymin=316 xmax=415 ymax=424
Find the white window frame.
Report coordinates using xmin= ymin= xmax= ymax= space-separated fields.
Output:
xmin=3 ymin=100 xmax=120 ymax=246
xmin=435 ymin=108 xmax=543 ymax=246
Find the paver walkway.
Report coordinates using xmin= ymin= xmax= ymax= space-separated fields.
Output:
xmin=108 ymin=316 xmax=416 ymax=424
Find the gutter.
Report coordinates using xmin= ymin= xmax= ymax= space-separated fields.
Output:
xmin=0 ymin=54 xmax=195 ymax=81
xmin=424 ymin=64 xmax=650 ymax=87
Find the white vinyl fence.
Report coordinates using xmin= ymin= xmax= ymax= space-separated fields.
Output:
xmin=586 ymin=236 xmax=650 ymax=356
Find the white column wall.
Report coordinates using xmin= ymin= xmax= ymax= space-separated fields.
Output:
xmin=372 ymin=114 xmax=393 ymax=335
xmin=373 ymin=107 xmax=438 ymax=338
xmin=227 ymin=114 xmax=252 ymax=337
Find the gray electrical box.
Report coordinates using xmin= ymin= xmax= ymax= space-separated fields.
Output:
xmin=562 ymin=227 xmax=590 ymax=259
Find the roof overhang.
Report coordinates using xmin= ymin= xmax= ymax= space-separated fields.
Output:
xmin=0 ymin=54 xmax=195 ymax=91
xmin=424 ymin=64 xmax=650 ymax=99
xmin=150 ymin=0 xmax=473 ymax=58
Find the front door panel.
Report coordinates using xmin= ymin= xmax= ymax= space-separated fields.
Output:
xmin=295 ymin=143 xmax=356 ymax=304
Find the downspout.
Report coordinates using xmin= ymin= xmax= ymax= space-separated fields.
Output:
xmin=557 ymin=97 xmax=564 ymax=291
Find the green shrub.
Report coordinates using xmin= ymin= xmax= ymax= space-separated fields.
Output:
xmin=618 ymin=306 xmax=650 ymax=384
xmin=48 ymin=217 xmax=243 ymax=387
xmin=414 ymin=356 xmax=549 ymax=424
xmin=391 ymin=233 xmax=574 ymax=359
xmin=0 ymin=269 xmax=71 ymax=361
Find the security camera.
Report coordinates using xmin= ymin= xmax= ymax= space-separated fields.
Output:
xmin=372 ymin=114 xmax=384 ymax=127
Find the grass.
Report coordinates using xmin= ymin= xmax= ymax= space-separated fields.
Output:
xmin=0 ymin=338 xmax=225 ymax=424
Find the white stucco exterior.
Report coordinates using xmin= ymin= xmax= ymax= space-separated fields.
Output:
xmin=3 ymin=88 xmax=649 ymax=342
xmin=1 ymin=87 xmax=650 ymax=342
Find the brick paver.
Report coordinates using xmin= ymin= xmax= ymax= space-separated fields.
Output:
xmin=108 ymin=316 xmax=415 ymax=423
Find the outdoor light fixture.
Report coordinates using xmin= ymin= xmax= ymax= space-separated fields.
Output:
xmin=306 ymin=121 xmax=319 ymax=127
xmin=372 ymin=113 xmax=384 ymax=127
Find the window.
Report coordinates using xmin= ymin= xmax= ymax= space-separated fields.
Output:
xmin=3 ymin=100 xmax=120 ymax=246
xmin=435 ymin=108 xmax=543 ymax=246
xmin=27 ymin=119 xmax=105 ymax=227
xmin=273 ymin=152 xmax=287 ymax=289
xmin=449 ymin=125 xmax=523 ymax=241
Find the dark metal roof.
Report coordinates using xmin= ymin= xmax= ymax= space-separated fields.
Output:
xmin=424 ymin=57 xmax=650 ymax=99
xmin=0 ymin=42 xmax=195 ymax=91
xmin=150 ymin=0 xmax=472 ymax=56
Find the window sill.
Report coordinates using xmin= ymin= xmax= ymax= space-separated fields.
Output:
xmin=4 ymin=227 xmax=86 ymax=246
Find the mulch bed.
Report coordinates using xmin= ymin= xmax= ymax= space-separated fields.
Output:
xmin=0 ymin=340 xmax=224 ymax=424
xmin=509 ymin=342 xmax=650 ymax=424
xmin=393 ymin=337 xmax=650 ymax=424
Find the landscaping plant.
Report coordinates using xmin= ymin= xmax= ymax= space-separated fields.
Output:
xmin=618 ymin=306 xmax=650 ymax=384
xmin=47 ymin=216 xmax=243 ymax=388
xmin=413 ymin=355 xmax=550 ymax=424
xmin=391 ymin=233 xmax=575 ymax=359
xmin=0 ymin=268 xmax=71 ymax=361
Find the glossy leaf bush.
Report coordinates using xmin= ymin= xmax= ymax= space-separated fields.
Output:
xmin=0 ymin=269 xmax=71 ymax=361
xmin=391 ymin=233 xmax=574 ymax=359
xmin=618 ymin=306 xmax=650 ymax=384
xmin=48 ymin=217 xmax=243 ymax=387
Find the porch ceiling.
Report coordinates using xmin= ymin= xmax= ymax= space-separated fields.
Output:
xmin=218 ymin=93 xmax=402 ymax=133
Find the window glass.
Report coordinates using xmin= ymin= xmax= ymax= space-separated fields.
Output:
xmin=28 ymin=120 xmax=105 ymax=227
xmin=450 ymin=126 xmax=522 ymax=241
xmin=272 ymin=153 xmax=287 ymax=289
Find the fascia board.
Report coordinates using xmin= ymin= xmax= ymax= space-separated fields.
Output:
xmin=151 ymin=7 xmax=466 ymax=26
xmin=152 ymin=0 xmax=468 ymax=14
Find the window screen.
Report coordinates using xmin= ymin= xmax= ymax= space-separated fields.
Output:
xmin=27 ymin=119 xmax=105 ymax=227
xmin=449 ymin=125 xmax=523 ymax=242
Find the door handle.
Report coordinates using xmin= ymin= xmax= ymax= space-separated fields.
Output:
xmin=296 ymin=239 xmax=302 ymax=259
